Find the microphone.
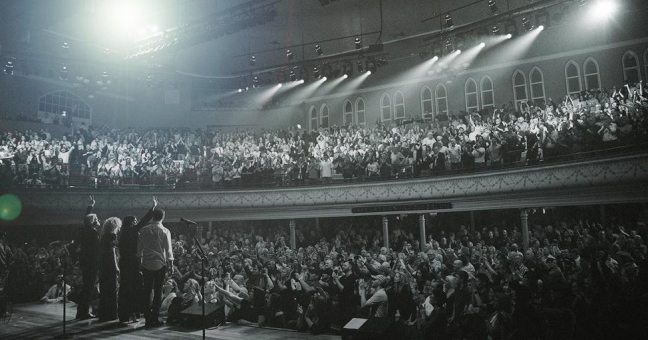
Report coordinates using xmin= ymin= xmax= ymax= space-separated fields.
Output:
xmin=180 ymin=217 xmax=198 ymax=225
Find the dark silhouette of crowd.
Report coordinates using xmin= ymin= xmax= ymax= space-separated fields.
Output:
xmin=1 ymin=83 xmax=647 ymax=189
xmin=1 ymin=199 xmax=646 ymax=339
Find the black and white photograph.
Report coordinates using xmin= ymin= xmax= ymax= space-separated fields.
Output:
xmin=0 ymin=0 xmax=647 ymax=339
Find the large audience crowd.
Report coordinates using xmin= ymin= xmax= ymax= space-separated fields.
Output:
xmin=1 ymin=83 xmax=647 ymax=189
xmin=1 ymin=205 xmax=647 ymax=339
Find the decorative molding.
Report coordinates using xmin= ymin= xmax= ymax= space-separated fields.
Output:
xmin=7 ymin=153 xmax=648 ymax=225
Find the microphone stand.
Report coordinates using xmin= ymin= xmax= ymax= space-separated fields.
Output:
xmin=191 ymin=229 xmax=208 ymax=340
xmin=57 ymin=243 xmax=73 ymax=339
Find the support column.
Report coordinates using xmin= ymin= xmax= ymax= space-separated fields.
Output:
xmin=197 ymin=222 xmax=204 ymax=239
xmin=469 ymin=211 xmax=476 ymax=232
xmin=315 ymin=217 xmax=321 ymax=233
xmin=208 ymin=221 xmax=213 ymax=235
xmin=520 ymin=209 xmax=529 ymax=251
xmin=419 ymin=215 xmax=426 ymax=252
xmin=382 ymin=216 xmax=390 ymax=249
xmin=600 ymin=205 xmax=606 ymax=227
xmin=289 ymin=219 xmax=296 ymax=250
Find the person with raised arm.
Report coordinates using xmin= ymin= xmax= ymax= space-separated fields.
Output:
xmin=75 ymin=195 xmax=100 ymax=320
xmin=118 ymin=196 xmax=158 ymax=323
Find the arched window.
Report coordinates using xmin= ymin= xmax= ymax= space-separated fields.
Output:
xmin=38 ymin=91 xmax=92 ymax=123
xmin=565 ymin=60 xmax=582 ymax=95
xmin=380 ymin=93 xmax=392 ymax=121
xmin=309 ymin=106 xmax=318 ymax=131
xmin=622 ymin=50 xmax=641 ymax=84
xmin=529 ymin=67 xmax=546 ymax=105
xmin=421 ymin=86 xmax=434 ymax=119
xmin=465 ymin=78 xmax=479 ymax=112
xmin=343 ymin=99 xmax=353 ymax=125
xmin=480 ymin=76 xmax=495 ymax=111
xmin=583 ymin=57 xmax=601 ymax=90
xmin=355 ymin=97 xmax=366 ymax=126
xmin=319 ymin=104 xmax=329 ymax=128
xmin=512 ymin=70 xmax=528 ymax=110
xmin=393 ymin=91 xmax=405 ymax=119
xmin=435 ymin=84 xmax=448 ymax=115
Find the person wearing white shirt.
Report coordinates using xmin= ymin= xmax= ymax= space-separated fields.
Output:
xmin=137 ymin=208 xmax=174 ymax=327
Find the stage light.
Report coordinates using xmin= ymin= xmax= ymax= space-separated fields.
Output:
xmin=479 ymin=42 xmax=486 ymax=48
xmin=289 ymin=70 xmax=297 ymax=81
xmin=322 ymin=77 xmax=327 ymax=81
xmin=61 ymin=41 xmax=70 ymax=49
xmin=315 ymin=44 xmax=323 ymax=55
xmin=238 ymin=88 xmax=243 ymax=93
xmin=286 ymin=49 xmax=294 ymax=60
xmin=343 ymin=74 xmax=348 ymax=79
xmin=522 ymin=17 xmax=534 ymax=31
xmin=354 ymin=36 xmax=362 ymax=49
xmin=444 ymin=14 xmax=454 ymax=28
xmin=366 ymin=71 xmax=372 ymax=75
xmin=488 ymin=0 xmax=499 ymax=14
xmin=313 ymin=64 xmax=320 ymax=77
xmin=588 ymin=0 xmax=618 ymax=20
xmin=299 ymin=79 xmax=305 ymax=84
xmin=491 ymin=25 xmax=500 ymax=34
xmin=59 ymin=65 xmax=69 ymax=80
xmin=3 ymin=57 xmax=16 ymax=76
xmin=506 ymin=33 xmax=513 ymax=39
xmin=277 ymin=83 xmax=283 ymax=87
xmin=538 ymin=25 xmax=545 ymax=31
xmin=456 ymin=49 xmax=462 ymax=54
xmin=249 ymin=55 xmax=256 ymax=66
xmin=357 ymin=61 xmax=364 ymax=73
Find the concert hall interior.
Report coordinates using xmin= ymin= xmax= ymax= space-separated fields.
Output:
xmin=1 ymin=0 xmax=648 ymax=339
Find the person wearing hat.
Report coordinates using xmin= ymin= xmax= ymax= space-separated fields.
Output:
xmin=359 ymin=275 xmax=389 ymax=318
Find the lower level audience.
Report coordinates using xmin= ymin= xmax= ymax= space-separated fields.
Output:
xmin=1 ymin=213 xmax=647 ymax=339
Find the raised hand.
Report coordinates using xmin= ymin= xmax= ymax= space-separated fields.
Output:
xmin=152 ymin=196 xmax=158 ymax=209
xmin=88 ymin=195 xmax=95 ymax=207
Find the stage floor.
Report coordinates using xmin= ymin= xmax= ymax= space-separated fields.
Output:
xmin=0 ymin=302 xmax=339 ymax=340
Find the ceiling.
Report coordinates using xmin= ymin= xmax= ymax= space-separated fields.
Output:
xmin=0 ymin=0 xmax=555 ymax=80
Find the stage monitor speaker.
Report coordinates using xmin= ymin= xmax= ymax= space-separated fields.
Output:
xmin=178 ymin=302 xmax=223 ymax=328
xmin=342 ymin=317 xmax=392 ymax=340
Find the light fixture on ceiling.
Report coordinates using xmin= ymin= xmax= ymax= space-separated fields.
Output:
xmin=286 ymin=49 xmax=294 ymax=60
xmin=354 ymin=36 xmax=362 ymax=49
xmin=61 ymin=41 xmax=70 ymax=49
xmin=491 ymin=24 xmax=500 ymax=34
xmin=289 ymin=70 xmax=296 ymax=81
xmin=59 ymin=65 xmax=69 ymax=80
xmin=522 ymin=17 xmax=535 ymax=31
xmin=488 ymin=0 xmax=499 ymax=14
xmin=315 ymin=44 xmax=323 ymax=55
xmin=357 ymin=60 xmax=364 ymax=73
xmin=249 ymin=55 xmax=256 ymax=66
xmin=3 ymin=57 xmax=16 ymax=76
xmin=444 ymin=14 xmax=454 ymax=29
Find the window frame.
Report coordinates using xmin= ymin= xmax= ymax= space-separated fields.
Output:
xmin=529 ymin=66 xmax=546 ymax=105
xmin=343 ymin=99 xmax=354 ymax=126
xmin=465 ymin=77 xmax=479 ymax=113
xmin=355 ymin=97 xmax=366 ymax=126
xmin=38 ymin=90 xmax=92 ymax=121
xmin=622 ymin=50 xmax=642 ymax=84
xmin=583 ymin=57 xmax=601 ymax=90
xmin=319 ymin=104 xmax=330 ymax=128
xmin=380 ymin=93 xmax=392 ymax=122
xmin=393 ymin=91 xmax=405 ymax=120
xmin=512 ymin=69 xmax=528 ymax=111
xmin=420 ymin=86 xmax=434 ymax=120
xmin=480 ymin=75 xmax=495 ymax=111
xmin=309 ymin=105 xmax=318 ymax=131
xmin=435 ymin=84 xmax=448 ymax=116
xmin=565 ymin=60 xmax=582 ymax=96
